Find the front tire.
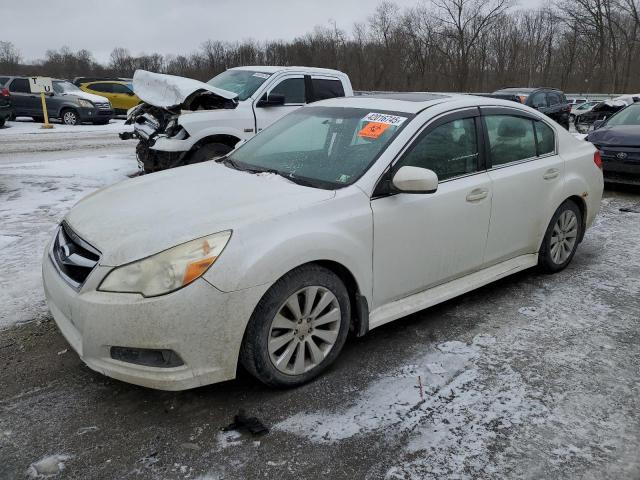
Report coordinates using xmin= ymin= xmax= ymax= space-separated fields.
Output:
xmin=240 ymin=265 xmax=351 ymax=388
xmin=61 ymin=109 xmax=80 ymax=126
xmin=539 ymin=200 xmax=582 ymax=273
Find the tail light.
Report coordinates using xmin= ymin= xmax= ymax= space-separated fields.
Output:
xmin=594 ymin=150 xmax=603 ymax=169
xmin=1 ymin=88 xmax=9 ymax=97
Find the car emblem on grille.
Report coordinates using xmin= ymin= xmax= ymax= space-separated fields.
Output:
xmin=616 ymin=152 xmax=628 ymax=160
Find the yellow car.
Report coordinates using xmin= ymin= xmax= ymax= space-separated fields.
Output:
xmin=79 ymin=81 xmax=140 ymax=114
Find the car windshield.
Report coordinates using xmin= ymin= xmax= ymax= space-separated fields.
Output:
xmin=606 ymin=103 xmax=640 ymax=126
xmin=53 ymin=81 xmax=81 ymax=94
xmin=207 ymin=70 xmax=271 ymax=101
xmin=226 ymin=106 xmax=413 ymax=189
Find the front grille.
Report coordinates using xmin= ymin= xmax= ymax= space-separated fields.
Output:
xmin=50 ymin=223 xmax=100 ymax=289
xmin=94 ymin=102 xmax=112 ymax=111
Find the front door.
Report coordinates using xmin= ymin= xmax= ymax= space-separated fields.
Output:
xmin=371 ymin=112 xmax=492 ymax=309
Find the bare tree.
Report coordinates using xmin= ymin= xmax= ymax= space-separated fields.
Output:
xmin=431 ymin=0 xmax=512 ymax=90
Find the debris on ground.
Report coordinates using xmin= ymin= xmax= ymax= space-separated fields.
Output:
xmin=222 ymin=410 xmax=269 ymax=436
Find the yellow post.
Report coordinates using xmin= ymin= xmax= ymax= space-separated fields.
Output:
xmin=40 ymin=91 xmax=54 ymax=129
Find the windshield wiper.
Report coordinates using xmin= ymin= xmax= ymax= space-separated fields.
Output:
xmin=244 ymin=167 xmax=317 ymax=187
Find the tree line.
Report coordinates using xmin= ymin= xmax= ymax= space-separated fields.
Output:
xmin=2 ymin=0 xmax=639 ymax=94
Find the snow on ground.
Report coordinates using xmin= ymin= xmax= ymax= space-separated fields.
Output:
xmin=275 ymin=196 xmax=640 ymax=479
xmin=0 ymin=118 xmax=130 ymax=136
xmin=0 ymin=151 xmax=136 ymax=328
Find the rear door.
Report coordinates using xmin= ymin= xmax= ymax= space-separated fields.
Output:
xmin=253 ymin=75 xmax=306 ymax=132
xmin=310 ymin=77 xmax=345 ymax=102
xmin=546 ymin=92 xmax=564 ymax=124
xmin=481 ymin=107 xmax=566 ymax=264
xmin=8 ymin=78 xmax=38 ymax=115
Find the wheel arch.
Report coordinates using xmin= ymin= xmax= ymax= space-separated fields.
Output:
xmin=192 ymin=133 xmax=241 ymax=151
xmin=565 ymin=194 xmax=587 ymax=243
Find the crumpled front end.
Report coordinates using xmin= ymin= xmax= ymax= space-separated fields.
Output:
xmin=119 ymin=70 xmax=238 ymax=173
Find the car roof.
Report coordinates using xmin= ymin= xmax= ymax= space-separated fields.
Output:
xmin=312 ymin=93 xmax=533 ymax=115
xmin=495 ymin=87 xmax=563 ymax=94
xmin=84 ymin=80 xmax=130 ymax=84
xmin=230 ymin=65 xmax=347 ymax=76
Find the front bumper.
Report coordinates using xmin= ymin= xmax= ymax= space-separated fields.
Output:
xmin=43 ymin=249 xmax=269 ymax=391
xmin=78 ymin=106 xmax=114 ymax=122
xmin=600 ymin=146 xmax=640 ymax=185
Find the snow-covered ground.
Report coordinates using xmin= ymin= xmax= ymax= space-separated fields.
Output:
xmin=0 ymin=121 xmax=137 ymax=328
xmin=0 ymin=117 xmax=130 ymax=136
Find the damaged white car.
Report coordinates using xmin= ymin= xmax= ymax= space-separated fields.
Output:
xmin=45 ymin=93 xmax=602 ymax=390
xmin=121 ymin=67 xmax=353 ymax=172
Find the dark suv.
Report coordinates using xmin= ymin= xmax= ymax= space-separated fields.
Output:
xmin=489 ymin=88 xmax=571 ymax=129
xmin=0 ymin=84 xmax=12 ymax=127
xmin=4 ymin=76 xmax=114 ymax=125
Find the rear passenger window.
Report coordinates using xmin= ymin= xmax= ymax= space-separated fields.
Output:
xmin=312 ymin=79 xmax=345 ymax=101
xmin=112 ymin=83 xmax=131 ymax=94
xmin=9 ymin=78 xmax=30 ymax=93
xmin=399 ymin=118 xmax=479 ymax=181
xmin=485 ymin=115 xmax=537 ymax=166
xmin=271 ymin=78 xmax=305 ymax=104
xmin=547 ymin=93 xmax=562 ymax=106
xmin=90 ymin=83 xmax=113 ymax=93
xmin=535 ymin=121 xmax=555 ymax=155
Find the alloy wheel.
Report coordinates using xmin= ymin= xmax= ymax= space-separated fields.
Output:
xmin=63 ymin=111 xmax=78 ymax=125
xmin=550 ymin=210 xmax=578 ymax=264
xmin=268 ymin=286 xmax=341 ymax=375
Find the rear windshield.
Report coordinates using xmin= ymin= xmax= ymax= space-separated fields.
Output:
xmin=207 ymin=70 xmax=272 ymax=101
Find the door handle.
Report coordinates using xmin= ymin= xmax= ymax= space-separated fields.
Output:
xmin=466 ymin=188 xmax=489 ymax=202
xmin=543 ymin=168 xmax=560 ymax=180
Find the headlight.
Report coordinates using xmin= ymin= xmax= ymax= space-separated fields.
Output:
xmin=78 ymin=99 xmax=94 ymax=108
xmin=99 ymin=231 xmax=231 ymax=297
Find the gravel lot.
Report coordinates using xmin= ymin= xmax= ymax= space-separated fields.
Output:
xmin=0 ymin=121 xmax=638 ymax=480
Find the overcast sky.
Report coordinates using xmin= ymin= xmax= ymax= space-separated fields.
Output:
xmin=5 ymin=0 xmax=433 ymax=63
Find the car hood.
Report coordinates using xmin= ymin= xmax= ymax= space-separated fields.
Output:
xmin=132 ymin=69 xmax=238 ymax=108
xmin=64 ymin=162 xmax=335 ymax=266
xmin=65 ymin=90 xmax=109 ymax=104
xmin=587 ymin=126 xmax=640 ymax=147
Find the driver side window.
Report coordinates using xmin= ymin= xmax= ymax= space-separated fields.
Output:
xmin=270 ymin=78 xmax=305 ymax=104
xmin=397 ymin=117 xmax=479 ymax=181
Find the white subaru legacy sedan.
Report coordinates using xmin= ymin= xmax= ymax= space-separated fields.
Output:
xmin=43 ymin=93 xmax=603 ymax=390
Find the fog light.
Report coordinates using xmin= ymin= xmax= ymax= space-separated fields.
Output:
xmin=110 ymin=347 xmax=184 ymax=368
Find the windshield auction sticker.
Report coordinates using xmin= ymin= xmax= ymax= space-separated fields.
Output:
xmin=358 ymin=122 xmax=390 ymax=139
xmin=362 ymin=112 xmax=407 ymax=126
xmin=252 ymin=72 xmax=271 ymax=79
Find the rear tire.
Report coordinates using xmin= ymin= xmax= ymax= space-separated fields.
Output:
xmin=539 ymin=200 xmax=582 ymax=273
xmin=240 ymin=265 xmax=351 ymax=388
xmin=187 ymin=142 xmax=233 ymax=164
xmin=0 ymin=117 xmax=5 ymax=128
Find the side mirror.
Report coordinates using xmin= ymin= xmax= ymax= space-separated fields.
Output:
xmin=392 ymin=166 xmax=438 ymax=194
xmin=256 ymin=93 xmax=285 ymax=107
xmin=127 ymin=91 xmax=135 ymax=96
xmin=46 ymin=91 xmax=55 ymax=97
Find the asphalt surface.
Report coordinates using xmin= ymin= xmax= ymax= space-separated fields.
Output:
xmin=0 ymin=126 xmax=639 ymax=480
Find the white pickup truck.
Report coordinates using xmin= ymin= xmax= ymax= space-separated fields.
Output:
xmin=122 ymin=66 xmax=354 ymax=172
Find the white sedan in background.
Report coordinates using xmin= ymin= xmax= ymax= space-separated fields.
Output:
xmin=43 ymin=93 xmax=603 ymax=390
